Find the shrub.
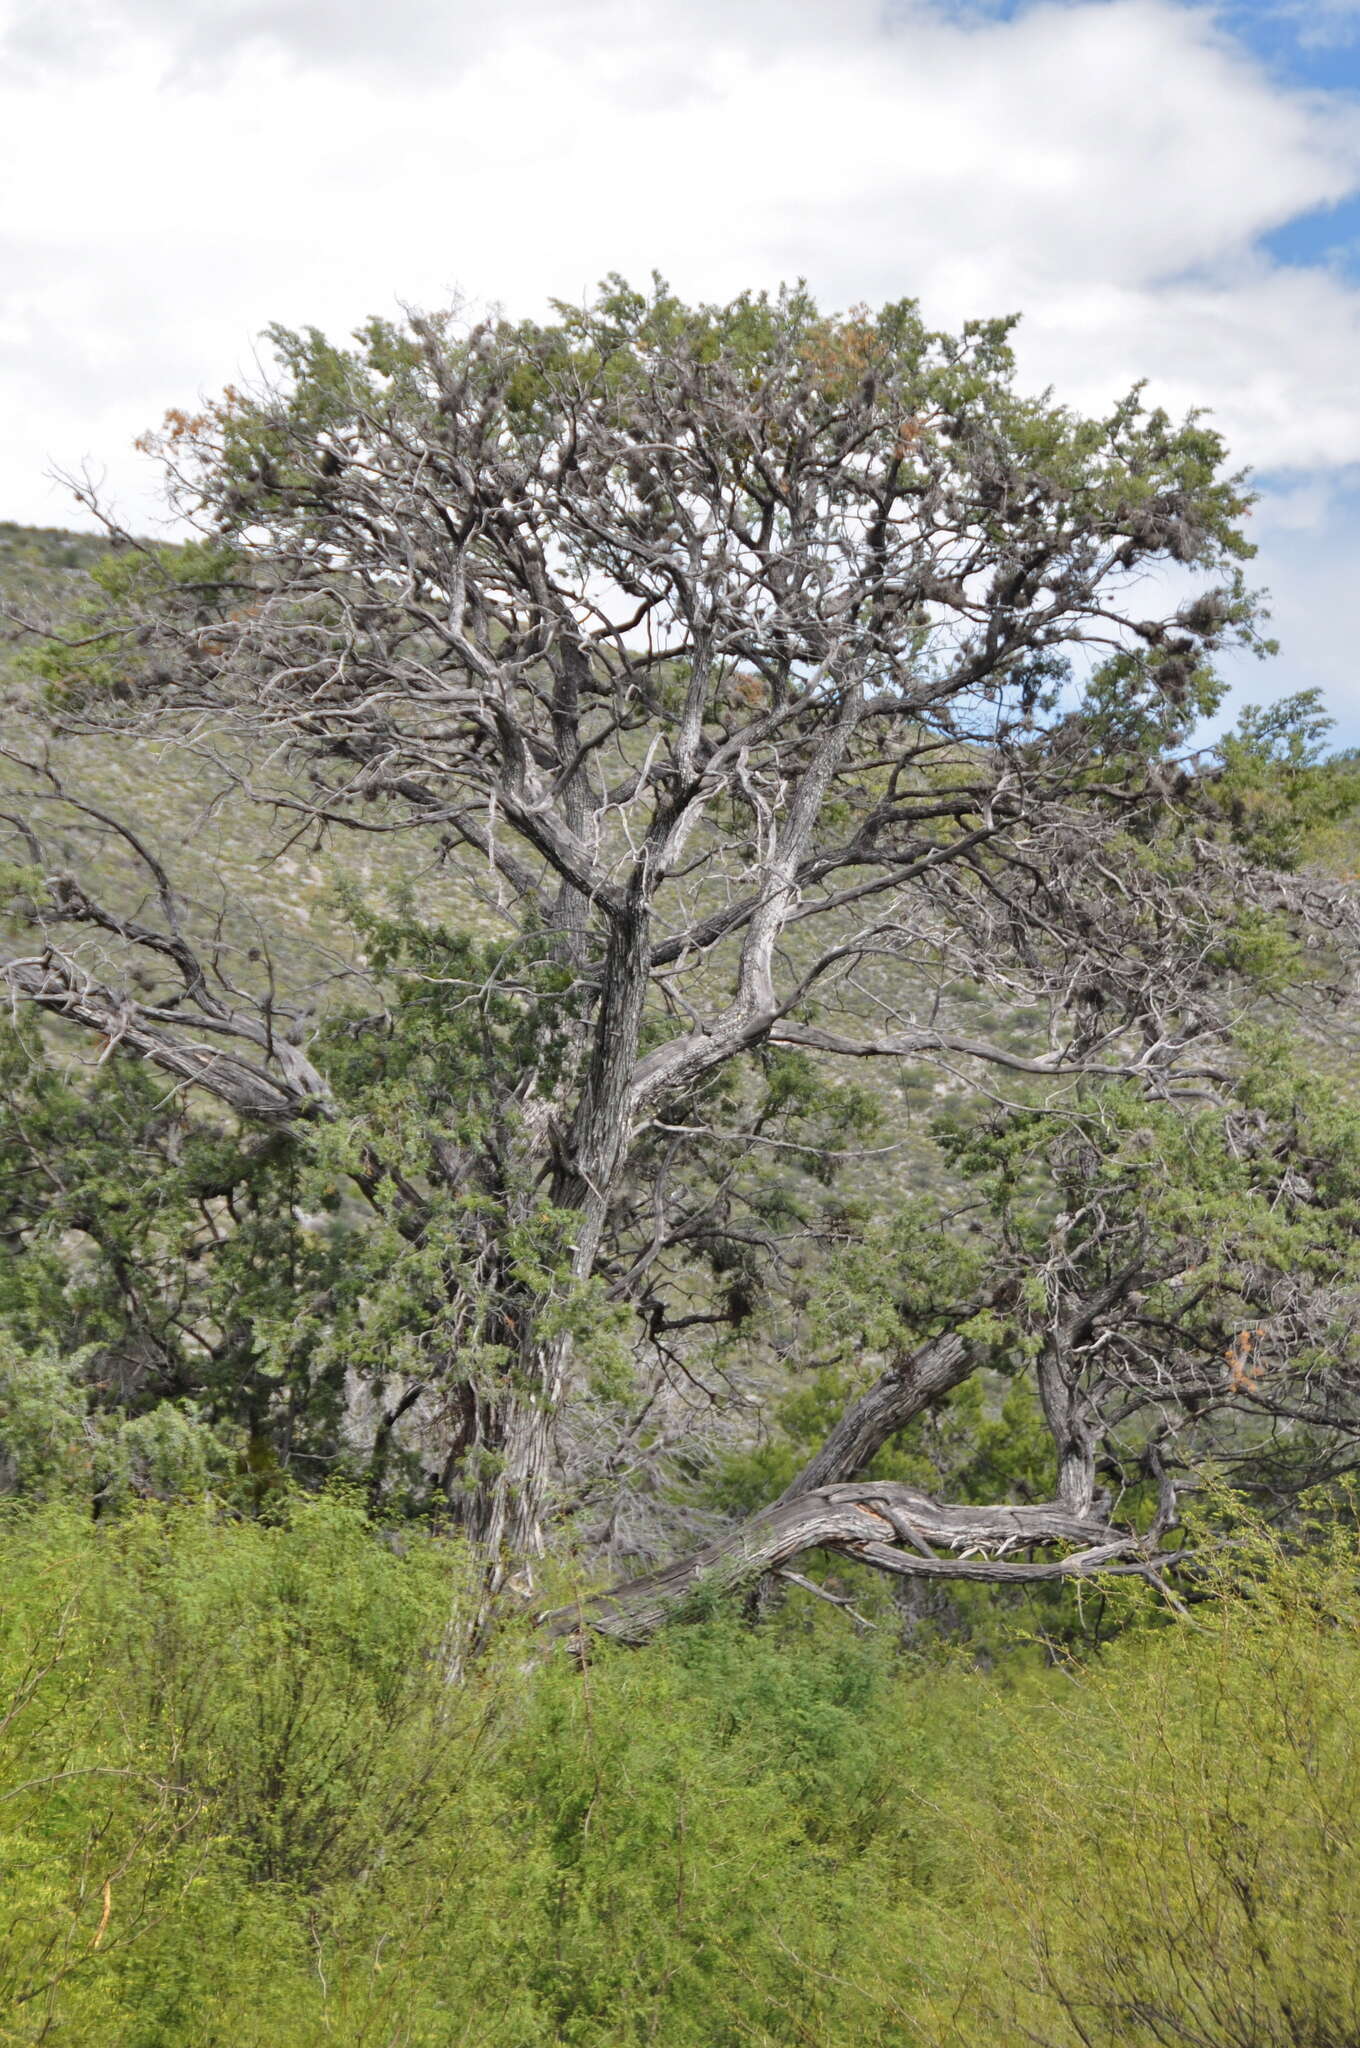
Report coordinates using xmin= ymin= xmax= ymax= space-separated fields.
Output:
xmin=2 ymin=1494 xmax=1358 ymax=2044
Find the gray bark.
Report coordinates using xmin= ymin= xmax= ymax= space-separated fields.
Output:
xmin=776 ymin=1330 xmax=971 ymax=1504
xmin=541 ymin=1481 xmax=1146 ymax=1645
xmin=1 ymin=955 xmax=327 ymax=1123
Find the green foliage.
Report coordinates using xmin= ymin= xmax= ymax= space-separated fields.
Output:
xmin=0 ymin=1019 xmax=356 ymax=1507
xmin=918 ymin=1509 xmax=1360 ymax=2046
xmin=308 ymin=902 xmax=637 ymax=1442
xmin=0 ymin=1494 xmax=490 ymax=2042
xmin=936 ymin=1039 xmax=1360 ymax=1309
xmin=3 ymin=1494 xmax=1359 ymax=2044
xmin=1214 ymin=690 xmax=1360 ymax=870
xmin=0 ymin=1335 xmax=230 ymax=1504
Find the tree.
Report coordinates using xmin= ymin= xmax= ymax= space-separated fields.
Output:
xmin=4 ymin=278 xmax=1358 ymax=1637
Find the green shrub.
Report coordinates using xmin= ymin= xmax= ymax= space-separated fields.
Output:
xmin=2 ymin=1494 xmax=1358 ymax=2044
xmin=915 ymin=1515 xmax=1360 ymax=2047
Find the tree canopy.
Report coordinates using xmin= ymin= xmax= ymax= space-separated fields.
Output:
xmin=4 ymin=278 xmax=1360 ymax=1645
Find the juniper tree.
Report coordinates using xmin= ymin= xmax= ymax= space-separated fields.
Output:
xmin=5 ymin=278 xmax=1358 ymax=1632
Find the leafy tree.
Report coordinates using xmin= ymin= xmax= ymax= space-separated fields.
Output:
xmin=3 ymin=278 xmax=1359 ymax=1640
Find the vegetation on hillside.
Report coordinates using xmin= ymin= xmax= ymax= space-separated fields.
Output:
xmin=2 ymin=1491 xmax=1358 ymax=2046
xmin=2 ymin=276 xmax=1360 ymax=2039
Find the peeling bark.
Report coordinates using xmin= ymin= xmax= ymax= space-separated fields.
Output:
xmin=541 ymin=1480 xmax=1148 ymax=1645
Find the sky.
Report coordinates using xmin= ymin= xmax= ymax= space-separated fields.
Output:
xmin=2 ymin=0 xmax=1359 ymax=734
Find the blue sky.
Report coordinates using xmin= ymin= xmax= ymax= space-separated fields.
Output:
xmin=1247 ymin=0 xmax=1360 ymax=275
xmin=1224 ymin=0 xmax=1360 ymax=91
xmin=1185 ymin=0 xmax=1360 ymax=281
xmin=1 ymin=0 xmax=1358 ymax=740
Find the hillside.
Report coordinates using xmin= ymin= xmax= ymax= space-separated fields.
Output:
xmin=0 ymin=517 xmax=984 ymax=1167
xmin=1 ymin=520 xmax=497 ymax=975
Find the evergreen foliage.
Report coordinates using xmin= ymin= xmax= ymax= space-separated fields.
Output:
xmin=2 ymin=269 xmax=1360 ymax=2034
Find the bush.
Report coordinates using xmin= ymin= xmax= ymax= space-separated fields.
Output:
xmin=2 ymin=1493 xmax=1358 ymax=2044
xmin=916 ymin=1514 xmax=1360 ymax=2047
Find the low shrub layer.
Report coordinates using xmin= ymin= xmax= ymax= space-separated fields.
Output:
xmin=1 ymin=1495 xmax=1356 ymax=2046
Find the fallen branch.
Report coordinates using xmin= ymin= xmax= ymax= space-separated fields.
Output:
xmin=540 ymin=1480 xmax=1167 ymax=1645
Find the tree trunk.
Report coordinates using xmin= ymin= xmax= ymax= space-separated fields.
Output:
xmin=775 ymin=1331 xmax=970 ymax=1503
xmin=540 ymin=1481 xmax=1127 ymax=1645
xmin=463 ymin=1330 xmax=572 ymax=1583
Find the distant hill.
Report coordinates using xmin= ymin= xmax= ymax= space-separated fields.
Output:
xmin=0 ymin=519 xmax=445 ymax=965
xmin=0 ymin=518 xmax=110 ymax=574
xmin=0 ymin=519 xmax=109 ymax=640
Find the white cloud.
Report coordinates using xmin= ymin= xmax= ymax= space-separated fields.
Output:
xmin=1 ymin=0 xmax=1359 ymax=718
xmin=0 ymin=0 xmax=880 ymax=83
xmin=1204 ymin=479 xmax=1360 ymax=752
